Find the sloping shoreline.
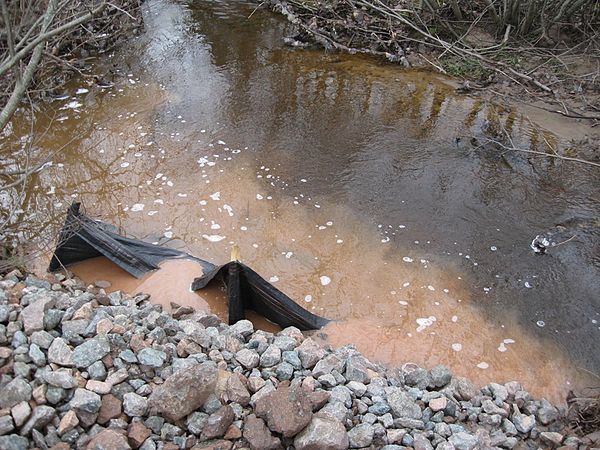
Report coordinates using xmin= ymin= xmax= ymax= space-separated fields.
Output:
xmin=0 ymin=269 xmax=595 ymax=449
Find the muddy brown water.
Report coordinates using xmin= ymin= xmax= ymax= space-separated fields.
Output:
xmin=3 ymin=0 xmax=599 ymax=402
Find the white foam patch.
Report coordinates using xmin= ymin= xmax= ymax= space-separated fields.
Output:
xmin=120 ymin=162 xmax=130 ymax=168
xmin=199 ymin=200 xmax=207 ymax=205
xmin=154 ymin=199 xmax=164 ymax=204
xmin=131 ymin=203 xmax=144 ymax=212
xmin=451 ymin=343 xmax=462 ymax=352
xmin=451 ymin=315 xmax=458 ymax=322
xmin=166 ymin=181 xmax=173 ymax=187
xmin=223 ymin=204 xmax=234 ymax=216
xmin=61 ymin=101 xmax=82 ymax=110
xmin=319 ymin=276 xmax=332 ymax=286
xmin=304 ymin=295 xmax=312 ymax=302
xmin=202 ymin=234 xmax=226 ymax=242
xmin=75 ymin=88 xmax=89 ymax=95
xmin=210 ymin=222 xmax=221 ymax=230
xmin=477 ymin=362 xmax=489 ymax=369
xmin=164 ymin=231 xmax=173 ymax=239
xmin=403 ymin=282 xmax=410 ymax=287
xmin=403 ymin=257 xmax=413 ymax=263
xmin=398 ymin=300 xmax=408 ymax=306
xmin=256 ymin=194 xmax=263 ymax=200
xmin=148 ymin=211 xmax=158 ymax=216
xmin=285 ymin=252 xmax=293 ymax=259
xmin=427 ymin=285 xmax=435 ymax=291
xmin=416 ymin=316 xmax=436 ymax=332
xmin=209 ymin=192 xmax=220 ymax=201
xmin=336 ymin=239 xmax=343 ymax=244
xmin=240 ymin=226 xmax=248 ymax=231
xmin=498 ymin=343 xmax=508 ymax=352
xmin=177 ymin=193 xmax=187 ymax=198
xmin=269 ymin=276 xmax=279 ymax=283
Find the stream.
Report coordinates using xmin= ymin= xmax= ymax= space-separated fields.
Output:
xmin=3 ymin=0 xmax=599 ymax=403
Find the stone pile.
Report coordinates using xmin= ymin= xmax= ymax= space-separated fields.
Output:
xmin=0 ymin=270 xmax=593 ymax=450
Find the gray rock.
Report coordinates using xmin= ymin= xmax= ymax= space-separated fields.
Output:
xmin=512 ymin=412 xmax=535 ymax=433
xmin=43 ymin=369 xmax=78 ymax=389
xmin=313 ymin=354 xmax=344 ymax=378
xmin=330 ymin=386 xmax=352 ymax=408
xmin=46 ymin=386 xmax=67 ymax=405
xmin=413 ymin=434 xmax=434 ymax=450
xmin=489 ymin=383 xmax=509 ymax=402
xmin=273 ymin=335 xmax=297 ymax=351
xmin=186 ymin=411 xmax=208 ymax=435
xmin=348 ymin=423 xmax=374 ymax=448
xmin=123 ymin=392 xmax=148 ymax=417
xmin=119 ymin=349 xmax=138 ymax=363
xmin=405 ymin=368 xmax=431 ymax=390
xmin=0 ymin=415 xmax=15 ymax=435
xmin=319 ymin=373 xmax=338 ymax=388
xmin=160 ymin=422 xmax=183 ymax=440
xmin=10 ymin=401 xmax=31 ymax=427
xmin=0 ymin=378 xmax=32 ymax=408
xmin=502 ymin=418 xmax=518 ymax=436
xmin=319 ymin=401 xmax=350 ymax=422
xmin=430 ymin=365 xmax=452 ymax=388
xmin=137 ymin=348 xmax=167 ymax=367
xmin=43 ymin=309 xmax=63 ymax=331
xmin=202 ymin=405 xmax=234 ymax=439
xmin=0 ymin=435 xmax=30 ymax=450
xmin=229 ymin=319 xmax=254 ymax=337
xmin=537 ymin=401 xmax=559 ymax=425
xmin=540 ymin=431 xmax=563 ymax=446
xmin=72 ymin=336 xmax=110 ymax=368
xmin=28 ymin=343 xmax=46 ymax=366
xmin=30 ymin=330 xmax=54 ymax=349
xmin=236 ymin=348 xmax=260 ymax=369
xmin=276 ymin=362 xmax=294 ymax=380
xmin=345 ymin=355 xmax=371 ymax=384
xmin=21 ymin=405 xmax=56 ymax=435
xmin=259 ymin=344 xmax=281 ymax=367
xmin=47 ymin=337 xmax=74 ymax=367
xmin=282 ymin=350 xmax=302 ymax=369
xmin=369 ymin=402 xmax=391 ymax=416
xmin=347 ymin=381 xmax=367 ymax=397
xmin=448 ymin=432 xmax=478 ymax=450
xmin=294 ymin=415 xmax=349 ymax=450
xmin=388 ymin=388 xmax=423 ymax=419
xmin=69 ymin=388 xmax=102 ymax=414
xmin=88 ymin=361 xmax=107 ymax=380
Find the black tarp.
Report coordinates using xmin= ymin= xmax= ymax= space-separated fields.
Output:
xmin=49 ymin=203 xmax=330 ymax=330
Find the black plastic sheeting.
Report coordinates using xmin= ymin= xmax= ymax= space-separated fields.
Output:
xmin=191 ymin=262 xmax=330 ymax=330
xmin=49 ymin=203 xmax=330 ymax=330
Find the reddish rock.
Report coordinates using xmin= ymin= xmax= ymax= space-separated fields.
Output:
xmin=294 ymin=416 xmax=349 ymax=450
xmin=21 ymin=295 xmax=55 ymax=334
xmin=50 ymin=444 xmax=72 ymax=450
xmin=224 ymin=424 xmax=242 ymax=440
xmin=148 ymin=362 xmax=217 ymax=421
xmin=128 ymin=422 xmax=152 ymax=448
xmin=308 ymin=390 xmax=331 ymax=411
xmin=129 ymin=334 xmax=147 ymax=353
xmin=202 ymin=405 xmax=235 ymax=439
xmin=429 ymin=397 xmax=448 ymax=412
xmin=255 ymin=384 xmax=312 ymax=438
xmin=58 ymin=410 xmax=79 ymax=435
xmin=97 ymin=394 xmax=122 ymax=425
xmin=85 ymin=429 xmax=131 ymax=450
xmin=224 ymin=373 xmax=250 ymax=406
xmin=192 ymin=440 xmax=233 ymax=450
xmin=243 ymin=414 xmax=281 ymax=450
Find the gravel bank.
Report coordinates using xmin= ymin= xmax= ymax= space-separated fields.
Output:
xmin=0 ymin=270 xmax=592 ymax=450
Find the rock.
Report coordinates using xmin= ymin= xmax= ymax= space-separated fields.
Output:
xmin=404 ymin=368 xmax=431 ymax=390
xmin=86 ymin=380 xmax=112 ymax=394
xmin=148 ymin=362 xmax=217 ymax=421
xmin=28 ymin=343 xmax=46 ymax=366
xmin=313 ymin=354 xmax=344 ymax=378
xmin=255 ymin=384 xmax=313 ymax=437
xmin=453 ymin=378 xmax=478 ymax=401
xmin=319 ymin=401 xmax=350 ymax=422
xmin=540 ymin=431 xmax=563 ymax=446
xmin=243 ymin=414 xmax=281 ymax=450
xmin=224 ymin=424 xmax=242 ymax=440
xmin=98 ymin=394 xmax=122 ymax=424
xmin=345 ymin=356 xmax=371 ymax=384
xmin=297 ymin=338 xmax=326 ymax=369
xmin=22 ymin=294 xmax=55 ymax=334
xmin=123 ymin=392 xmax=148 ymax=417
xmin=387 ymin=389 xmax=423 ymax=419
xmin=43 ymin=370 xmax=78 ymax=389
xmin=273 ymin=335 xmax=297 ymax=351
xmin=86 ymin=429 xmax=131 ymax=450
xmin=430 ymin=365 xmax=452 ymax=388
xmin=537 ymin=402 xmax=559 ymax=425
xmin=387 ymin=429 xmax=407 ymax=444
xmin=137 ymin=348 xmax=167 ymax=367
xmin=58 ymin=410 xmax=79 ymax=435
xmin=448 ymin=432 xmax=478 ymax=450
xmin=489 ymin=383 xmax=509 ymax=402
xmin=47 ymin=337 xmax=74 ymax=367
xmin=346 ymin=381 xmax=367 ymax=397
xmin=308 ymin=390 xmax=331 ymax=411
xmin=10 ymin=401 xmax=31 ymax=427
xmin=202 ymin=405 xmax=235 ymax=439
xmin=187 ymin=412 xmax=208 ymax=435
xmin=31 ymin=330 xmax=54 ymax=349
xmin=260 ymin=344 xmax=281 ymax=367
xmin=276 ymin=362 xmax=294 ymax=380
xmin=235 ymin=348 xmax=260 ymax=369
xmin=413 ymin=434 xmax=433 ymax=450
xmin=348 ymin=423 xmax=374 ymax=448
xmin=0 ymin=415 xmax=15 ymax=435
xmin=225 ymin=373 xmax=250 ymax=406
xmin=70 ymin=388 xmax=102 ymax=414
xmin=248 ymin=376 xmax=266 ymax=393
xmin=429 ymin=397 xmax=448 ymax=412
xmin=0 ymin=435 xmax=29 ymax=450
xmin=295 ymin=415 xmax=349 ymax=450
xmin=21 ymin=405 xmax=56 ymax=435
xmin=72 ymin=336 xmax=110 ymax=368
xmin=512 ymin=411 xmax=535 ymax=433
xmin=0 ymin=378 xmax=32 ymax=408
xmin=128 ymin=422 xmax=151 ymax=449
xmin=229 ymin=319 xmax=254 ymax=337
